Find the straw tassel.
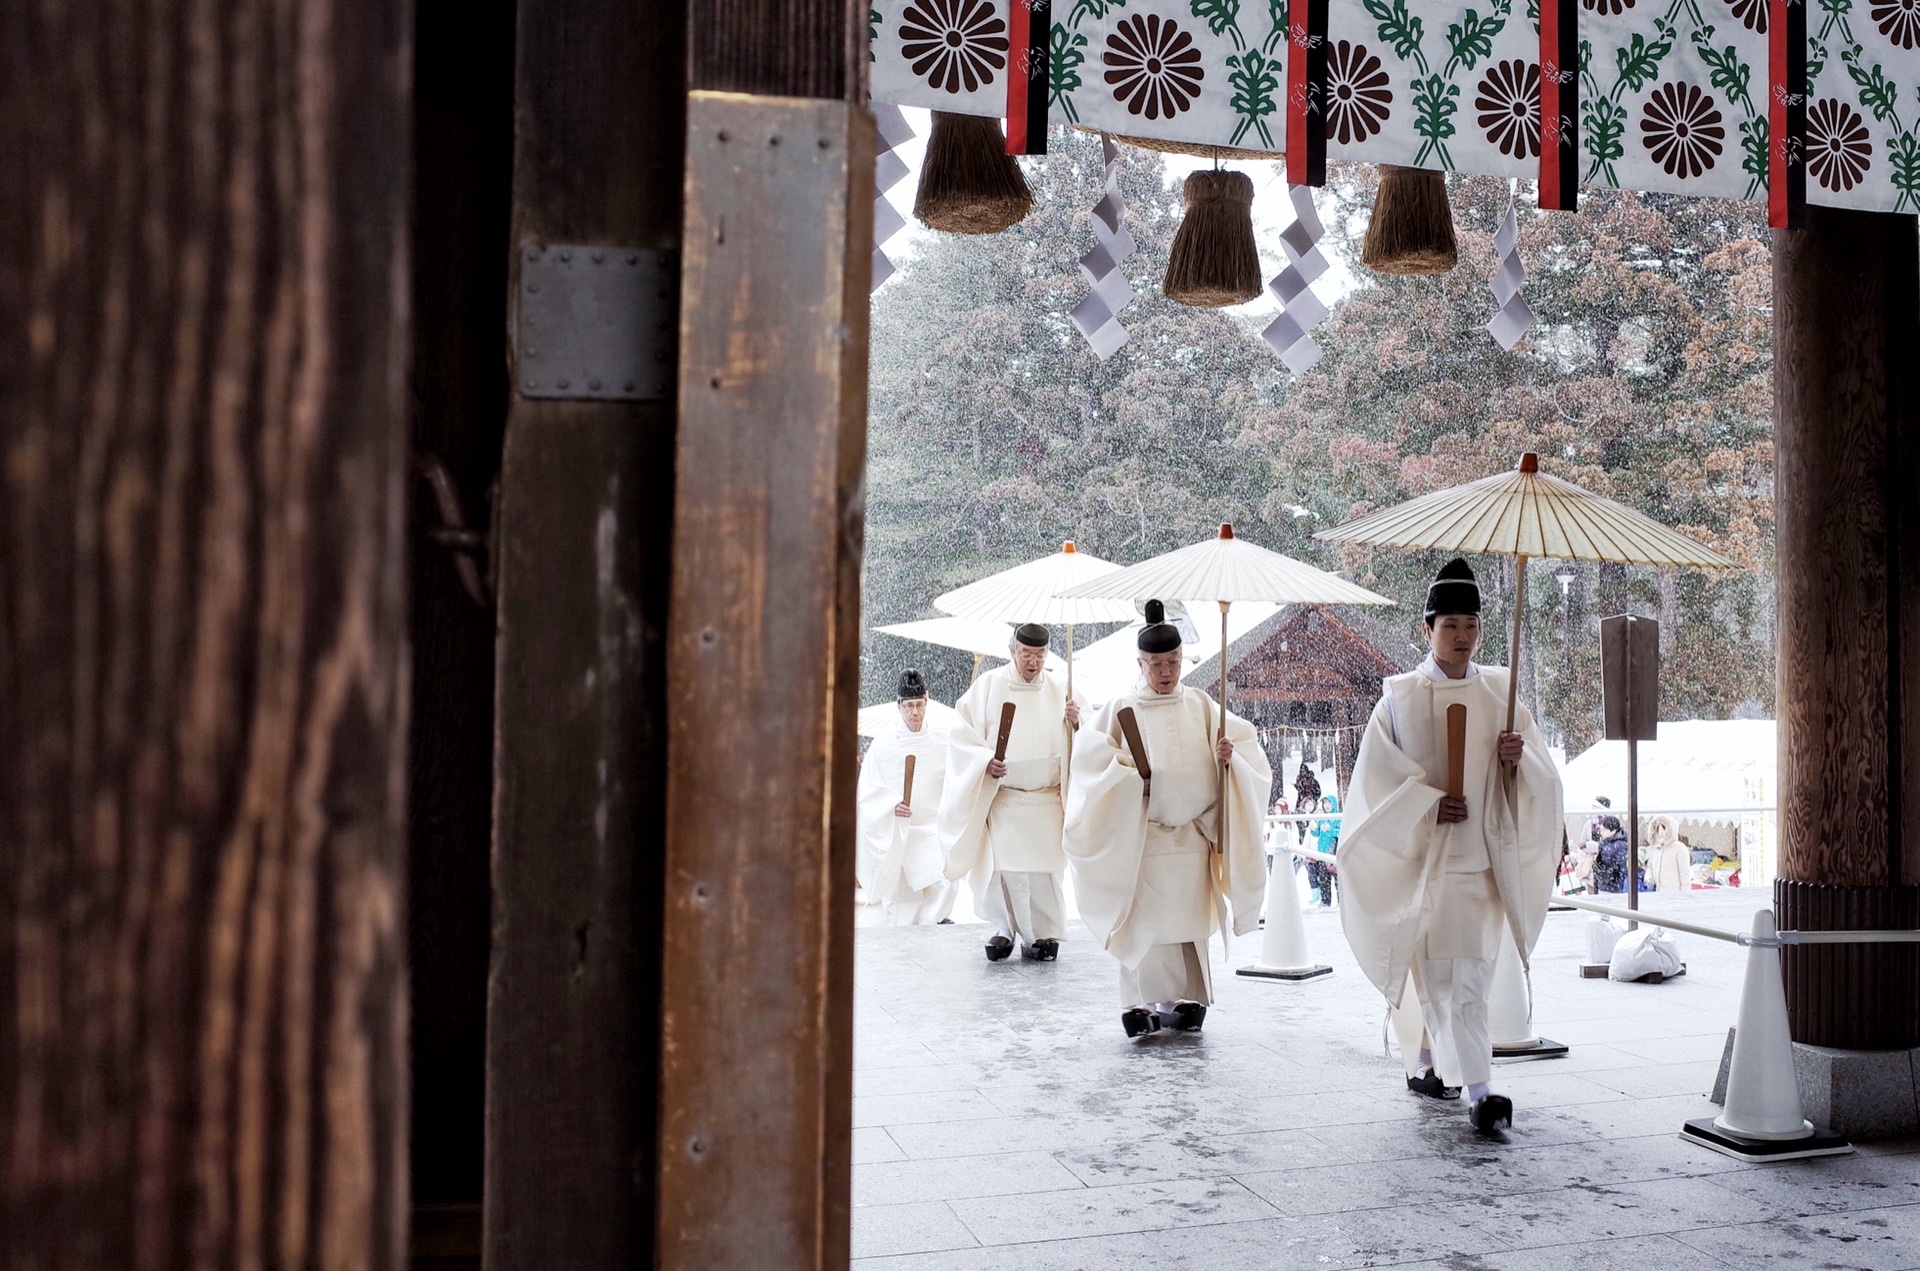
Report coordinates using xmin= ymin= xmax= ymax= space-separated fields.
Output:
xmin=1163 ymin=170 xmax=1261 ymax=308
xmin=1361 ymin=165 xmax=1458 ymax=276
xmin=913 ymin=111 xmax=1033 ymax=235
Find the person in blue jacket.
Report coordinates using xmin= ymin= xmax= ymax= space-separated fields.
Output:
xmin=1308 ymin=793 xmax=1341 ymax=906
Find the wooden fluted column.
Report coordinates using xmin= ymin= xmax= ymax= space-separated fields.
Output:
xmin=1773 ymin=204 xmax=1920 ymax=1050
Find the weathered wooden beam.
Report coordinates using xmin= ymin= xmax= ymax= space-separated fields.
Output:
xmin=1774 ymin=204 xmax=1920 ymax=1049
xmin=483 ymin=0 xmax=687 ymax=1265
xmin=0 ymin=0 xmax=411 ymax=1265
xmin=657 ymin=91 xmax=873 ymax=1268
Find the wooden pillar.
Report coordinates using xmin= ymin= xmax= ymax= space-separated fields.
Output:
xmin=0 ymin=1 xmax=412 ymax=1266
xmin=656 ymin=1 xmax=870 ymax=1266
xmin=1774 ymin=203 xmax=1920 ymax=1050
xmin=482 ymin=0 xmax=686 ymax=1266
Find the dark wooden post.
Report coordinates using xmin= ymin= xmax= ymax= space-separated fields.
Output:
xmin=655 ymin=2 xmax=870 ymax=1267
xmin=482 ymin=0 xmax=686 ymax=1267
xmin=1774 ymin=204 xmax=1920 ymax=1050
xmin=0 ymin=1 xmax=412 ymax=1266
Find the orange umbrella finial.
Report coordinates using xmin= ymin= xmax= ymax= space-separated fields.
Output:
xmin=1062 ymin=541 xmax=1076 ymax=553
xmin=1518 ymin=452 xmax=1539 ymax=474
xmin=1218 ymin=523 xmax=1235 ymax=540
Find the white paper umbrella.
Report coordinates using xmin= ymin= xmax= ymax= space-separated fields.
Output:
xmin=933 ymin=541 xmax=1137 ymax=699
xmin=1314 ymin=452 xmax=1733 ymax=730
xmin=872 ymin=617 xmax=1065 ymax=680
xmin=1060 ymin=523 xmax=1391 ymax=856
xmin=858 ymin=698 xmax=962 ymax=739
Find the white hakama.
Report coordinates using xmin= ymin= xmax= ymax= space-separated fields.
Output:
xmin=1339 ymin=660 xmax=1562 ymax=1088
xmin=857 ymin=715 xmax=956 ymax=926
xmin=1063 ymin=683 xmax=1270 ymax=1009
xmin=939 ymin=666 xmax=1082 ymax=944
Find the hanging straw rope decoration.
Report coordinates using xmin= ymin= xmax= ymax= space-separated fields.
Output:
xmin=1486 ymin=194 xmax=1535 ymax=350
xmin=1069 ymin=135 xmax=1136 ymax=359
xmin=871 ymin=102 xmax=917 ymax=292
xmin=1260 ymin=184 xmax=1332 ymax=374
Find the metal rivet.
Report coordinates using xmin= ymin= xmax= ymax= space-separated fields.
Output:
xmin=557 ymin=379 xmax=570 ymax=390
xmin=525 ymin=245 xmax=540 ymax=259
xmin=701 ymin=629 xmax=717 ymax=647
xmin=694 ymin=881 xmax=713 ymax=901
xmin=527 ymin=283 xmax=540 ymax=293
xmin=688 ymin=1137 xmax=708 ymax=1159
xmin=717 ymin=129 xmax=730 ymax=142
xmin=769 ymin=135 xmax=781 ymax=146
xmin=524 ymin=379 xmax=539 ymax=390
xmin=623 ymin=382 xmax=636 ymax=393
xmin=558 ymin=250 xmax=572 ymax=262
xmin=710 ymin=376 xmax=721 ymax=389
xmin=526 ymin=348 xmax=538 ymax=358
xmin=818 ymin=137 xmax=831 ymax=149
xmin=588 ymin=378 xmax=601 ymax=390
xmin=627 ymin=254 xmax=639 ymax=265
xmin=590 ymin=250 xmax=604 ymax=263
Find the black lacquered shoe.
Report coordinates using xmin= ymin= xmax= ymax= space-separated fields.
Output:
xmin=985 ymin=935 xmax=1014 ymax=962
xmin=1170 ymin=1001 xmax=1207 ymax=1032
xmin=1470 ymin=1094 xmax=1514 ymax=1134
xmin=1121 ymin=1007 xmax=1161 ymax=1038
xmin=1406 ymin=1070 xmax=1462 ymax=1101
xmin=1033 ymin=939 xmax=1059 ymax=961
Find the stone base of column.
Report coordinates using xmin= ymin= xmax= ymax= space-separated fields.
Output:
xmin=1775 ymin=880 xmax=1920 ymax=1050
xmin=1712 ymin=1027 xmax=1920 ymax=1138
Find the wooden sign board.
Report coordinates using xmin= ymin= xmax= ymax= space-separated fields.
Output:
xmin=1601 ymin=614 xmax=1660 ymax=742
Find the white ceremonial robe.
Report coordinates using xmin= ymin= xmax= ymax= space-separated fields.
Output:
xmin=1337 ymin=659 xmax=1563 ymax=1087
xmin=938 ymin=665 xmax=1084 ymax=942
xmin=1063 ymin=682 xmax=1271 ymax=1006
xmin=857 ymin=716 xmax=956 ymax=926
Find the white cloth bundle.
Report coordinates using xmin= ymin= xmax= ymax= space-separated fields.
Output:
xmin=1609 ymin=927 xmax=1684 ymax=982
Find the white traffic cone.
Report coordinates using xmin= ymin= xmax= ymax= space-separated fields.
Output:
xmin=1681 ymin=908 xmax=1851 ymax=1161
xmin=1490 ymin=923 xmax=1567 ymax=1060
xmin=1238 ymin=855 xmax=1331 ymax=981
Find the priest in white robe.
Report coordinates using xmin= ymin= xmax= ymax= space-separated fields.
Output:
xmin=1063 ymin=600 xmax=1271 ymax=1037
xmin=1337 ymin=560 xmax=1563 ymax=1134
xmin=856 ymin=669 xmax=957 ymax=926
xmin=939 ymin=623 xmax=1084 ymax=962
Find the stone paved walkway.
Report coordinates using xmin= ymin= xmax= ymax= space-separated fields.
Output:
xmin=853 ymin=887 xmax=1920 ymax=1269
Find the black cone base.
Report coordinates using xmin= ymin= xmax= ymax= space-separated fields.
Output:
xmin=1681 ymin=1117 xmax=1853 ymax=1162
xmin=1237 ymin=963 xmax=1333 ymax=980
xmin=1493 ymin=1036 xmax=1570 ymax=1062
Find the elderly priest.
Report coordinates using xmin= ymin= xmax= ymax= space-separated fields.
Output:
xmin=856 ymin=669 xmax=958 ymax=926
xmin=1063 ymin=600 xmax=1270 ymax=1037
xmin=939 ymin=623 xmax=1084 ymax=963
xmin=1336 ymin=560 xmax=1563 ymax=1134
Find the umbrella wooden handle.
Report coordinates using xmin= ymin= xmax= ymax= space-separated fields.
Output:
xmin=1116 ymin=707 xmax=1151 ymax=780
xmin=902 ymin=754 xmax=915 ymax=808
xmin=1446 ymin=704 xmax=1466 ymax=801
xmin=993 ymin=702 xmax=1016 ymax=763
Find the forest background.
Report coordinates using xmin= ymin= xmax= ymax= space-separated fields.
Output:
xmin=864 ymin=125 xmax=1775 ymax=759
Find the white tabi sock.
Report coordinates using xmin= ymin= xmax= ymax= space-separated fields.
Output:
xmin=1466 ymin=1082 xmax=1493 ymax=1103
xmin=1416 ymin=1048 xmax=1434 ymax=1077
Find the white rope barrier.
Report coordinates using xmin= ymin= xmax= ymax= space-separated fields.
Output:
xmin=1551 ymin=894 xmax=1920 ymax=948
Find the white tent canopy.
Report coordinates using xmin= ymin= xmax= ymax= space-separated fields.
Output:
xmin=1560 ymin=719 xmax=1775 ymax=825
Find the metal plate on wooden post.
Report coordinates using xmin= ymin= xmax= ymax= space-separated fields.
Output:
xmin=516 ymin=243 xmax=678 ymax=399
xmin=1601 ymin=614 xmax=1660 ymax=741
